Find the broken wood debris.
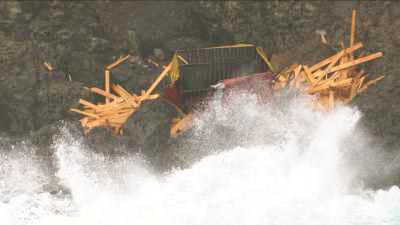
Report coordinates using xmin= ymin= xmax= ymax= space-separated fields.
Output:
xmin=43 ymin=62 xmax=53 ymax=71
xmin=274 ymin=10 xmax=384 ymax=111
xmin=70 ymin=55 xmax=170 ymax=135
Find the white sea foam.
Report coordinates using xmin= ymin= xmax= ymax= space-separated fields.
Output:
xmin=1 ymin=92 xmax=399 ymax=225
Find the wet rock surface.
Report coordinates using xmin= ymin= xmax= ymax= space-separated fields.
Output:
xmin=0 ymin=1 xmax=399 ymax=186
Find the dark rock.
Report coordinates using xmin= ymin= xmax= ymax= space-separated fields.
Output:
xmin=153 ymin=48 xmax=165 ymax=61
xmin=34 ymin=79 xmax=88 ymax=131
xmin=127 ymin=29 xmax=139 ymax=56
xmin=123 ymin=99 xmax=179 ymax=169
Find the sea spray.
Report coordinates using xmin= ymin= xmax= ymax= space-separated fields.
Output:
xmin=1 ymin=92 xmax=400 ymax=225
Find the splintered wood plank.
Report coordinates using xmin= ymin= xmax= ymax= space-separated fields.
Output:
xmin=349 ymin=77 xmax=361 ymax=99
xmin=306 ymin=82 xmax=331 ymax=94
xmin=141 ymin=94 xmax=160 ymax=101
xmin=106 ymin=55 xmax=131 ymax=70
xmin=359 ymin=75 xmax=385 ymax=93
xmin=80 ymin=117 xmax=89 ymax=127
xmin=105 ymin=70 xmax=110 ymax=104
xmin=327 ymin=51 xmax=344 ymax=72
xmin=177 ymin=55 xmax=188 ymax=64
xmin=170 ymin=113 xmax=195 ymax=138
xmin=142 ymin=63 xmax=172 ymax=100
xmin=90 ymin=87 xmax=120 ymax=100
xmin=97 ymin=108 xmax=134 ymax=117
xmin=118 ymin=84 xmax=137 ymax=97
xmin=85 ymin=115 xmax=130 ymax=129
xmin=294 ymin=65 xmax=304 ymax=88
xmin=110 ymin=84 xmax=139 ymax=107
xmin=291 ymin=65 xmax=302 ymax=88
xmin=303 ymin=66 xmax=316 ymax=84
xmin=78 ymin=99 xmax=100 ymax=111
xmin=307 ymin=77 xmax=351 ymax=94
xmin=331 ymin=78 xmax=353 ymax=88
xmin=277 ymin=75 xmax=288 ymax=82
xmin=357 ymin=76 xmax=366 ymax=90
xmin=111 ymin=84 xmax=131 ymax=98
xmin=85 ymin=119 xmax=106 ymax=129
xmin=330 ymin=52 xmax=383 ymax=73
xmin=43 ymin=62 xmax=53 ymax=71
xmin=312 ymin=69 xmax=325 ymax=81
xmin=313 ymin=51 xmax=344 ymax=82
xmin=70 ymin=108 xmax=100 ymax=119
xmin=353 ymin=70 xmax=365 ymax=80
xmin=96 ymin=98 xmax=125 ymax=109
xmin=309 ymin=42 xmax=363 ymax=72
xmin=294 ymin=65 xmax=302 ymax=77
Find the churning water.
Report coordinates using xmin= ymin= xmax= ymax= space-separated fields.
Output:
xmin=1 ymin=92 xmax=400 ymax=225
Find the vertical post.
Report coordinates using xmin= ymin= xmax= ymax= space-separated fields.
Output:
xmin=105 ymin=69 xmax=110 ymax=104
xmin=350 ymin=10 xmax=357 ymax=60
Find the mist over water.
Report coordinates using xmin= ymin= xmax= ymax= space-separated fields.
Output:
xmin=1 ymin=92 xmax=400 ymax=225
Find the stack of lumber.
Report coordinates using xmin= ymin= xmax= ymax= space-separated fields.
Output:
xmin=70 ymin=55 xmax=171 ymax=135
xmin=273 ymin=10 xmax=384 ymax=111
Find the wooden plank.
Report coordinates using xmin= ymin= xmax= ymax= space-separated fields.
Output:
xmin=142 ymin=63 xmax=172 ymax=101
xmin=80 ymin=117 xmax=89 ymax=127
xmin=256 ymin=47 xmax=275 ymax=72
xmin=294 ymin=65 xmax=303 ymax=88
xmin=303 ymin=65 xmax=316 ymax=84
xmin=357 ymin=76 xmax=366 ymax=90
xmin=115 ymin=84 xmax=133 ymax=97
xmin=86 ymin=114 xmax=132 ymax=129
xmin=289 ymin=65 xmax=301 ymax=87
xmin=359 ymin=75 xmax=384 ymax=93
xmin=170 ymin=113 xmax=195 ymax=138
xmin=70 ymin=108 xmax=100 ymax=119
xmin=78 ymin=99 xmax=100 ymax=111
xmin=43 ymin=62 xmax=53 ymax=71
xmin=309 ymin=42 xmax=363 ymax=72
xmin=111 ymin=84 xmax=128 ymax=98
xmin=177 ymin=55 xmax=188 ymax=64
xmin=86 ymin=111 xmax=133 ymax=128
xmin=306 ymin=78 xmax=352 ymax=94
xmin=105 ymin=70 xmax=110 ymax=104
xmin=110 ymin=84 xmax=138 ymax=108
xmin=312 ymin=69 xmax=324 ymax=80
xmin=350 ymin=10 xmax=357 ymax=60
xmin=331 ymin=78 xmax=353 ymax=88
xmin=85 ymin=119 xmax=106 ymax=129
xmin=306 ymin=81 xmax=332 ymax=94
xmin=97 ymin=107 xmax=134 ymax=117
xmin=141 ymin=94 xmax=160 ymax=101
xmin=90 ymin=87 xmax=119 ymax=100
xmin=106 ymin=55 xmax=131 ymax=70
xmin=349 ymin=77 xmax=362 ymax=99
xmin=329 ymin=52 xmax=383 ymax=73
xmin=313 ymin=51 xmax=344 ymax=82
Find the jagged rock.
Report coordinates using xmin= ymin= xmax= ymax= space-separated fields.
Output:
xmin=164 ymin=37 xmax=208 ymax=53
xmin=153 ymin=48 xmax=165 ymax=61
xmin=127 ymin=29 xmax=139 ymax=56
xmin=123 ymin=99 xmax=178 ymax=168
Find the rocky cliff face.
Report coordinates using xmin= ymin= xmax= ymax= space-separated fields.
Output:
xmin=0 ymin=1 xmax=399 ymax=165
